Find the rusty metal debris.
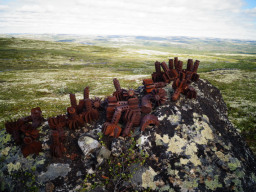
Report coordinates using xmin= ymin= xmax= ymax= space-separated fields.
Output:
xmin=5 ymin=57 xmax=201 ymax=155
xmin=140 ymin=114 xmax=160 ymax=131
xmin=152 ymin=61 xmax=178 ymax=84
xmin=103 ymin=80 xmax=161 ymax=138
xmin=50 ymin=130 xmax=65 ymax=158
xmin=5 ymin=119 xmax=24 ymax=145
xmin=67 ymin=107 xmax=84 ymax=129
xmin=103 ymin=97 xmax=142 ymax=137
xmin=5 ymin=107 xmax=43 ymax=157
xmin=112 ymin=78 xmax=138 ymax=101
xmin=141 ymin=88 xmax=167 ymax=114
xmin=149 ymin=57 xmax=200 ymax=101
xmin=67 ymin=87 xmax=100 ymax=129
xmin=171 ymin=58 xmax=200 ymax=101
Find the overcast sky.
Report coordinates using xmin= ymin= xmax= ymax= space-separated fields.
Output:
xmin=0 ymin=0 xmax=256 ymax=40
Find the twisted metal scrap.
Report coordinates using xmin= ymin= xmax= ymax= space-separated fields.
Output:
xmin=5 ymin=119 xmax=24 ymax=145
xmin=112 ymin=78 xmax=137 ymax=101
xmin=103 ymin=97 xmax=141 ymax=137
xmin=48 ymin=115 xmax=66 ymax=141
xmin=143 ymin=79 xmax=166 ymax=94
xmin=140 ymin=114 xmax=160 ymax=131
xmin=67 ymin=87 xmax=100 ymax=128
xmin=152 ymin=61 xmax=178 ymax=83
xmin=171 ymin=59 xmax=200 ymax=101
xmin=141 ymin=88 xmax=167 ymax=114
xmin=5 ymin=107 xmax=43 ymax=157
xmin=67 ymin=107 xmax=84 ymax=129
xmin=83 ymin=99 xmax=99 ymax=123
xmin=103 ymin=95 xmax=160 ymax=138
xmin=50 ymin=130 xmax=65 ymax=158
xmin=22 ymin=137 xmax=42 ymax=157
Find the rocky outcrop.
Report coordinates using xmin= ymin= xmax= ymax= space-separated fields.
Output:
xmin=0 ymin=79 xmax=256 ymax=191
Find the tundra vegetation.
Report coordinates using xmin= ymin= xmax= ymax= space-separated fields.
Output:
xmin=0 ymin=35 xmax=255 ymax=154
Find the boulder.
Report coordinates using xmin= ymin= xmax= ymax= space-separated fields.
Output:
xmin=0 ymin=79 xmax=255 ymax=191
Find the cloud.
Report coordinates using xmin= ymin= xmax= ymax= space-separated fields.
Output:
xmin=0 ymin=5 xmax=9 ymax=10
xmin=0 ymin=0 xmax=256 ymax=39
xmin=244 ymin=7 xmax=256 ymax=16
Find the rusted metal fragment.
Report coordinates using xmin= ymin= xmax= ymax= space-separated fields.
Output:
xmin=185 ymin=86 xmax=197 ymax=99
xmin=67 ymin=107 xmax=84 ymax=129
xmin=143 ymin=79 xmax=166 ymax=94
xmin=5 ymin=107 xmax=43 ymax=157
xmin=50 ymin=130 xmax=65 ymax=158
xmin=102 ymin=122 xmax=122 ymax=138
xmin=48 ymin=115 xmax=66 ymax=141
xmin=152 ymin=61 xmax=164 ymax=82
xmin=151 ymin=59 xmax=178 ymax=84
xmin=112 ymin=78 xmax=137 ymax=101
xmin=91 ymin=97 xmax=103 ymax=110
xmin=141 ymin=88 xmax=167 ymax=114
xmin=103 ymin=97 xmax=141 ymax=137
xmin=83 ymin=99 xmax=99 ymax=123
xmin=151 ymin=88 xmax=167 ymax=106
xmin=143 ymin=79 xmax=156 ymax=94
xmin=30 ymin=107 xmax=44 ymax=129
xmin=22 ymin=138 xmax=42 ymax=157
xmin=20 ymin=124 xmax=39 ymax=139
xmin=140 ymin=114 xmax=159 ymax=131
xmin=5 ymin=119 xmax=24 ymax=145
xmin=70 ymin=94 xmax=77 ymax=108
xmin=48 ymin=115 xmax=66 ymax=130
xmin=84 ymin=86 xmax=90 ymax=99
xmin=141 ymin=94 xmax=153 ymax=114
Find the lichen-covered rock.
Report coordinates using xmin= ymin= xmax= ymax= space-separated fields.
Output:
xmin=0 ymin=79 xmax=255 ymax=192
xmin=97 ymin=146 xmax=111 ymax=165
xmin=78 ymin=135 xmax=101 ymax=158
xmin=134 ymin=80 xmax=256 ymax=191
xmin=111 ymin=138 xmax=126 ymax=157
xmin=38 ymin=163 xmax=71 ymax=183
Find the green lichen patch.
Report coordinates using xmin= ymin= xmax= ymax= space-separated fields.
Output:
xmin=205 ymin=175 xmax=222 ymax=190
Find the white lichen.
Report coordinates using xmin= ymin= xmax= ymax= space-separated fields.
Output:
xmin=142 ymin=167 xmax=157 ymax=190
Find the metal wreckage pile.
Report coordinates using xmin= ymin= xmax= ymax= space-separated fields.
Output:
xmin=5 ymin=57 xmax=200 ymax=158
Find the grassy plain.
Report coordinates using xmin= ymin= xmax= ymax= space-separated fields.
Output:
xmin=0 ymin=36 xmax=255 ymax=153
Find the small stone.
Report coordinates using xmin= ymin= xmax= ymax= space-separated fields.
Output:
xmin=111 ymin=138 xmax=126 ymax=157
xmin=97 ymin=146 xmax=111 ymax=164
xmin=76 ymin=171 xmax=82 ymax=177
xmin=38 ymin=163 xmax=71 ymax=183
xmin=78 ymin=136 xmax=101 ymax=157
xmin=45 ymin=182 xmax=54 ymax=192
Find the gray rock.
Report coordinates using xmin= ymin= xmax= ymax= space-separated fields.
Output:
xmin=111 ymin=138 xmax=126 ymax=157
xmin=97 ymin=146 xmax=111 ymax=164
xmin=38 ymin=163 xmax=71 ymax=183
xmin=78 ymin=135 xmax=101 ymax=157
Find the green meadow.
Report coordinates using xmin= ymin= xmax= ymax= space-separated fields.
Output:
xmin=0 ymin=36 xmax=255 ymax=153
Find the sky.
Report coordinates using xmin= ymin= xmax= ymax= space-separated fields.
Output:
xmin=0 ymin=0 xmax=256 ymax=40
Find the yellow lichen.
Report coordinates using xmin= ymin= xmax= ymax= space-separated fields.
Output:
xmin=7 ymin=162 xmax=21 ymax=173
xmin=142 ymin=167 xmax=157 ymax=190
xmin=193 ymin=114 xmax=214 ymax=145
xmin=215 ymin=151 xmax=229 ymax=162
xmin=155 ymin=133 xmax=170 ymax=146
xmin=167 ymin=135 xmax=187 ymax=154
xmin=1 ymin=147 xmax=11 ymax=156
xmin=167 ymin=113 xmax=181 ymax=125
xmin=180 ymin=158 xmax=189 ymax=165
